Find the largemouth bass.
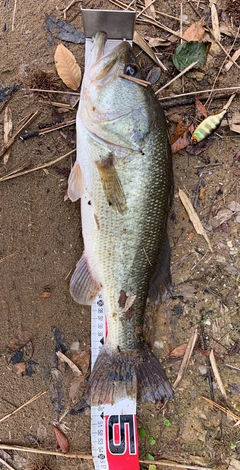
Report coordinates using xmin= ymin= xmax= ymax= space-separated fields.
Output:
xmin=68 ymin=31 xmax=174 ymax=405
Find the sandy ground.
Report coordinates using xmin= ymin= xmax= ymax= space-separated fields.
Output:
xmin=0 ymin=0 xmax=240 ymax=469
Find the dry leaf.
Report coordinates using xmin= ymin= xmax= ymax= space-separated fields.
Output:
xmin=8 ymin=331 xmax=33 ymax=351
xmin=69 ymin=375 xmax=82 ymax=402
xmin=171 ymin=129 xmax=191 ymax=154
xmin=144 ymin=36 xmax=170 ymax=47
xmin=54 ymin=43 xmax=81 ymax=91
xmin=72 ymin=347 xmax=90 ymax=376
xmin=36 ymin=291 xmax=51 ymax=299
xmin=171 ymin=121 xmax=190 ymax=145
xmin=54 ymin=426 xmax=69 ymax=453
xmin=169 ymin=343 xmax=187 ymax=358
xmin=183 ymin=18 xmax=206 ymax=41
xmin=4 ymin=106 xmax=13 ymax=165
xmin=144 ymin=0 xmax=156 ymax=20
xmin=179 ymin=189 xmax=213 ymax=251
xmin=212 ymin=208 xmax=233 ymax=227
xmin=195 ymin=98 xmax=208 ymax=120
xmin=188 ymin=231 xmax=195 ymax=239
xmin=133 ymin=31 xmax=165 ymax=68
xmin=211 ymin=3 xmax=221 ymax=42
xmin=13 ymin=362 xmax=27 ymax=375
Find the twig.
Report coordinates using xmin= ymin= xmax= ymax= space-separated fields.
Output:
xmin=119 ymin=73 xmax=150 ymax=86
xmin=56 ymin=351 xmax=82 ymax=377
xmin=209 ymin=349 xmax=227 ymax=399
xmin=26 ymin=88 xmax=79 ymax=96
xmin=63 ymin=0 xmax=80 ymax=19
xmin=193 ymin=176 xmax=204 ymax=209
xmin=136 ymin=0 xmax=156 ymax=18
xmin=0 ymin=111 xmax=39 ymax=160
xmin=158 ymin=87 xmax=240 ymax=100
xmin=11 ymin=0 xmax=17 ymax=31
xmin=0 ymin=445 xmax=213 ymax=468
xmin=155 ymin=62 xmax=198 ymax=95
xmin=160 ymin=90 xmax=240 ymax=109
xmin=225 ymin=363 xmax=240 ymax=372
xmin=0 ymin=391 xmax=47 ymax=424
xmin=20 ymin=120 xmax=76 ymax=140
xmin=0 ymin=445 xmax=92 ymax=460
xmin=201 ymin=396 xmax=240 ymax=423
xmin=0 ymin=149 xmax=76 ymax=182
xmin=173 ymin=326 xmax=198 ymax=389
xmin=0 ymin=457 xmax=15 ymax=470
xmin=140 ymin=460 xmax=212 ymax=470
xmin=200 ymin=323 xmax=214 ymax=401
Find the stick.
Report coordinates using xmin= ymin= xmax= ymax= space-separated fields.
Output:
xmin=56 ymin=351 xmax=82 ymax=377
xmin=160 ymin=90 xmax=240 ymax=109
xmin=155 ymin=62 xmax=198 ymax=95
xmin=209 ymin=350 xmax=227 ymax=399
xmin=0 ymin=457 xmax=15 ymax=470
xmin=118 ymin=73 xmax=150 ymax=86
xmin=20 ymin=120 xmax=76 ymax=140
xmin=0 ymin=111 xmax=39 ymax=160
xmin=173 ymin=326 xmax=199 ymax=389
xmin=0 ymin=445 xmax=213 ymax=468
xmin=201 ymin=396 xmax=240 ymax=423
xmin=26 ymin=88 xmax=79 ymax=96
xmin=0 ymin=149 xmax=75 ymax=182
xmin=0 ymin=391 xmax=47 ymax=424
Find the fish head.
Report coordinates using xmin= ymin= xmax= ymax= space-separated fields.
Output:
xmin=79 ymin=31 xmax=152 ymax=151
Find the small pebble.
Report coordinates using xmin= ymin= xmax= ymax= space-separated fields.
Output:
xmin=153 ymin=340 xmax=164 ymax=349
xmin=198 ymin=365 xmax=207 ymax=375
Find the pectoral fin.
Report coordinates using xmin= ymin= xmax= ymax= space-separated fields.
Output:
xmin=70 ymin=253 xmax=101 ymax=305
xmin=95 ymin=154 xmax=126 ymax=215
xmin=68 ymin=161 xmax=84 ymax=202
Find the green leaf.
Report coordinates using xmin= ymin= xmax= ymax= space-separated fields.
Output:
xmin=149 ymin=465 xmax=157 ymax=470
xmin=148 ymin=436 xmax=156 ymax=445
xmin=139 ymin=428 xmax=146 ymax=438
xmin=163 ymin=419 xmax=171 ymax=427
xmin=146 ymin=453 xmax=155 ymax=461
xmin=173 ymin=41 xmax=209 ymax=71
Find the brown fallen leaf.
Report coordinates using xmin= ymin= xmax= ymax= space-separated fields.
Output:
xmin=133 ymin=31 xmax=167 ymax=70
xmin=72 ymin=347 xmax=90 ymax=376
xmin=179 ymin=189 xmax=213 ymax=252
xmin=13 ymin=362 xmax=27 ymax=375
xmin=183 ymin=18 xmax=206 ymax=41
xmin=188 ymin=231 xmax=195 ymax=239
xmin=211 ymin=3 xmax=221 ymax=42
xmin=69 ymin=376 xmax=83 ymax=402
xmin=171 ymin=121 xmax=190 ymax=145
xmin=171 ymin=129 xmax=191 ymax=154
xmin=195 ymin=98 xmax=208 ymax=120
xmin=169 ymin=343 xmax=187 ymax=358
xmin=54 ymin=426 xmax=69 ymax=453
xmin=36 ymin=291 xmax=51 ymax=299
xmin=199 ymin=187 xmax=206 ymax=200
xmin=228 ymin=458 xmax=240 ymax=470
xmin=8 ymin=331 xmax=34 ymax=351
xmin=144 ymin=0 xmax=156 ymax=20
xmin=144 ymin=36 xmax=170 ymax=47
xmin=54 ymin=43 xmax=81 ymax=91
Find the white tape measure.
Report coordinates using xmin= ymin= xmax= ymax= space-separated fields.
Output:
xmin=91 ymin=294 xmax=140 ymax=470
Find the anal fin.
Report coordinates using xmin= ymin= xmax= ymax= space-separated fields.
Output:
xmin=70 ymin=253 xmax=101 ymax=305
xmin=95 ymin=153 xmax=126 ymax=215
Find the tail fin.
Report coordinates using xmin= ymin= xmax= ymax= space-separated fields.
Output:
xmin=86 ymin=345 xmax=173 ymax=405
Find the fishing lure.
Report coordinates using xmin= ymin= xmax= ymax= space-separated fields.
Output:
xmin=191 ymin=109 xmax=226 ymax=144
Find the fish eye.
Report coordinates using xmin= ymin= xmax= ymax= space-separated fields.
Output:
xmin=123 ymin=63 xmax=139 ymax=77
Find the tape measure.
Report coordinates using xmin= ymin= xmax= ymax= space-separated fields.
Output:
xmin=91 ymin=294 xmax=140 ymax=470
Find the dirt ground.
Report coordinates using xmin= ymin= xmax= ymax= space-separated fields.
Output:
xmin=0 ymin=0 xmax=240 ymax=469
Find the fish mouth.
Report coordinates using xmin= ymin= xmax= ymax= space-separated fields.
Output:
xmin=88 ymin=31 xmax=137 ymax=83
